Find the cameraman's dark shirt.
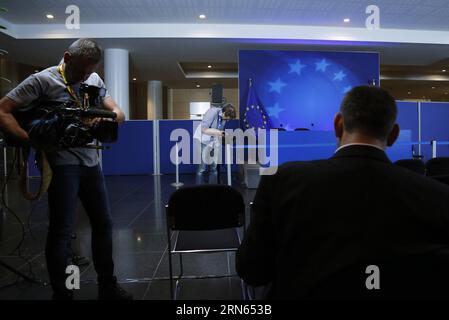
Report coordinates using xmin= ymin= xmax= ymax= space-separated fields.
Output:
xmin=6 ymin=65 xmax=111 ymax=167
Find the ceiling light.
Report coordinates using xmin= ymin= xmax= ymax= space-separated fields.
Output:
xmin=445 ymin=92 xmax=448 ymax=95
xmin=207 ymin=65 xmax=212 ymax=69
xmin=132 ymin=78 xmax=137 ymax=81
xmin=199 ymin=14 xmax=206 ymax=19
xmin=196 ymin=84 xmax=201 ymax=88
xmin=46 ymin=14 xmax=54 ymax=19
xmin=343 ymin=18 xmax=350 ymax=23
xmin=443 ymin=69 xmax=447 ymax=72
xmin=432 ymin=87 xmax=436 ymax=89
xmin=407 ymin=91 xmax=411 ymax=95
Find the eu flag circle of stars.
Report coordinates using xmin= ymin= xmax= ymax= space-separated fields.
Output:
xmin=243 ymin=104 xmax=269 ymax=130
xmin=264 ymin=58 xmax=353 ymax=130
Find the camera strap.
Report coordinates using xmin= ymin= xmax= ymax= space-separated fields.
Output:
xmin=19 ymin=147 xmax=53 ymax=201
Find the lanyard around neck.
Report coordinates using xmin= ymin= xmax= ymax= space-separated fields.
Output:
xmin=58 ymin=64 xmax=80 ymax=104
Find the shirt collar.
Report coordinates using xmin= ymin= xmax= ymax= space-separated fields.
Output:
xmin=335 ymin=143 xmax=385 ymax=154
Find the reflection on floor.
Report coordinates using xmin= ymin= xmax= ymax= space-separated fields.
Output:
xmin=0 ymin=173 xmax=255 ymax=300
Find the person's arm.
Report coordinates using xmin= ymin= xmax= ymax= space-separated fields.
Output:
xmin=202 ymin=127 xmax=224 ymax=137
xmin=0 ymin=74 xmax=44 ymax=144
xmin=102 ymin=96 xmax=125 ymax=123
xmin=236 ymin=174 xmax=277 ymax=286
xmin=0 ymin=97 xmax=29 ymax=143
xmin=201 ymin=108 xmax=223 ymax=137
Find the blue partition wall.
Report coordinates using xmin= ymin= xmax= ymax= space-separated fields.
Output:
xmin=421 ymin=102 xmax=449 ymax=160
xmin=159 ymin=119 xmax=240 ymax=174
xmin=25 ymin=101 xmax=449 ymax=176
xmin=102 ymin=120 xmax=153 ymax=175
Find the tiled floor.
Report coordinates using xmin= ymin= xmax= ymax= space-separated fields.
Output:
xmin=0 ymin=173 xmax=256 ymax=300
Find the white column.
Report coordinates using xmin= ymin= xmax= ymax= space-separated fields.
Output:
xmin=167 ymin=88 xmax=174 ymax=119
xmin=147 ymin=80 xmax=163 ymax=120
xmin=104 ymin=48 xmax=129 ymax=120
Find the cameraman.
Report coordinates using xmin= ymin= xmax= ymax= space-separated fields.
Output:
xmin=0 ymin=39 xmax=131 ymax=300
xmin=196 ymin=103 xmax=236 ymax=184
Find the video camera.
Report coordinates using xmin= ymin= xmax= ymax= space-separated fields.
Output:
xmin=5 ymin=84 xmax=118 ymax=150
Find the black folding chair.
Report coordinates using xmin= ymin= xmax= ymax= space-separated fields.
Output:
xmin=165 ymin=185 xmax=246 ymax=299
xmin=394 ymin=159 xmax=425 ymax=175
xmin=426 ymin=157 xmax=449 ymax=177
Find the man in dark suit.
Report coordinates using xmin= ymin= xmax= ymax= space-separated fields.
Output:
xmin=236 ymin=86 xmax=449 ymax=299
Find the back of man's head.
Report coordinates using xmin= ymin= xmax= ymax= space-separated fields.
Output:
xmin=67 ymin=38 xmax=102 ymax=64
xmin=340 ymin=86 xmax=397 ymax=141
xmin=222 ymin=103 xmax=237 ymax=119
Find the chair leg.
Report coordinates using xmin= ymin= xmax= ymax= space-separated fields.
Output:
xmin=174 ymin=254 xmax=184 ymax=300
xmin=168 ymin=250 xmax=174 ymax=300
xmin=241 ymin=279 xmax=247 ymax=300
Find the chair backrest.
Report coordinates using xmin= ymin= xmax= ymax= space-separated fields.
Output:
xmin=166 ymin=185 xmax=245 ymax=231
xmin=303 ymin=249 xmax=449 ymax=299
xmin=426 ymin=157 xmax=449 ymax=176
xmin=294 ymin=128 xmax=310 ymax=131
xmin=394 ymin=159 xmax=425 ymax=175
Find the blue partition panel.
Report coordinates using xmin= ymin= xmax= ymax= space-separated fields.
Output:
xmin=421 ymin=102 xmax=449 ymax=160
xmin=262 ymin=130 xmax=411 ymax=166
xmin=28 ymin=148 xmax=40 ymax=177
xmin=386 ymin=130 xmax=412 ymax=161
xmin=275 ymin=130 xmax=336 ymax=164
xmin=159 ymin=120 xmax=196 ymax=174
xmin=102 ymin=120 xmax=153 ymax=175
xmin=396 ymin=101 xmax=418 ymax=142
xmin=159 ymin=119 xmax=240 ymax=174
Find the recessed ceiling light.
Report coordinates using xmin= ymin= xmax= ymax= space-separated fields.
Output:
xmin=343 ymin=18 xmax=350 ymax=23
xmin=34 ymin=70 xmax=39 ymax=73
xmin=443 ymin=69 xmax=447 ymax=72
xmin=199 ymin=14 xmax=206 ymax=19
xmin=432 ymin=87 xmax=436 ymax=89
xmin=132 ymin=78 xmax=137 ymax=81
xmin=46 ymin=14 xmax=54 ymax=19
xmin=196 ymin=84 xmax=201 ymax=88
xmin=207 ymin=65 xmax=212 ymax=69
xmin=445 ymin=92 xmax=448 ymax=95
xmin=408 ymin=91 xmax=411 ymax=95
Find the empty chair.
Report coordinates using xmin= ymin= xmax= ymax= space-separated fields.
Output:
xmin=294 ymin=128 xmax=310 ymax=131
xmin=394 ymin=159 xmax=425 ymax=175
xmin=426 ymin=157 xmax=449 ymax=176
xmin=165 ymin=184 xmax=246 ymax=299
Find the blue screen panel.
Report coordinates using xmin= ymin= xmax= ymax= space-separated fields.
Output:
xmin=239 ymin=50 xmax=379 ymax=131
xmin=421 ymin=102 xmax=449 ymax=160
xmin=102 ymin=120 xmax=153 ymax=175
